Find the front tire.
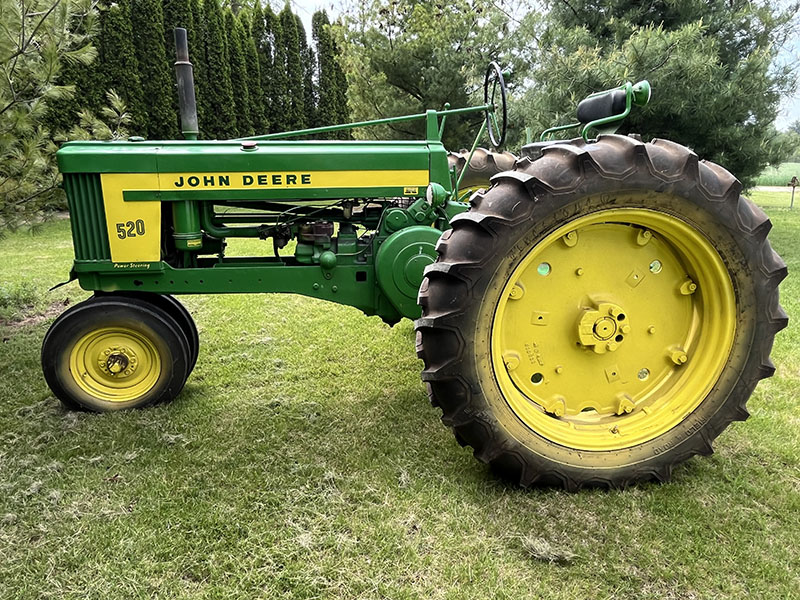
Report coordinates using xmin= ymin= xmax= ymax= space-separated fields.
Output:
xmin=42 ymin=296 xmax=191 ymax=411
xmin=416 ymin=135 xmax=787 ymax=489
xmin=95 ymin=292 xmax=200 ymax=372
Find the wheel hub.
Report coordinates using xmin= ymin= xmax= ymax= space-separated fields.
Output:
xmin=70 ymin=327 xmax=161 ymax=402
xmin=577 ymin=301 xmax=630 ymax=353
xmin=97 ymin=346 xmax=138 ymax=377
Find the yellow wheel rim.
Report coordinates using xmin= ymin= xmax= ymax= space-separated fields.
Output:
xmin=68 ymin=327 xmax=161 ymax=402
xmin=491 ymin=208 xmax=736 ymax=451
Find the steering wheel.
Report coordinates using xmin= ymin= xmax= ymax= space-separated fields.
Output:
xmin=484 ymin=61 xmax=508 ymax=148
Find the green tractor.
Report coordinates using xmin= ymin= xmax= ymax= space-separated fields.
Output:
xmin=41 ymin=32 xmax=787 ymax=489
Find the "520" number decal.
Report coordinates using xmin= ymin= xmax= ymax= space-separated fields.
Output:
xmin=115 ymin=219 xmax=146 ymax=239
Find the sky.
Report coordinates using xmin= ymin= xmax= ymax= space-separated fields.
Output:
xmin=289 ymin=0 xmax=800 ymax=130
xmin=775 ymin=36 xmax=800 ymax=129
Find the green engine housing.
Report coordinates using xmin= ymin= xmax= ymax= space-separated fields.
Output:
xmin=57 ymin=136 xmax=460 ymax=323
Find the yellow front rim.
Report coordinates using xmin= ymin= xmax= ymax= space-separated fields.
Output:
xmin=68 ymin=327 xmax=161 ymax=402
xmin=491 ymin=208 xmax=736 ymax=451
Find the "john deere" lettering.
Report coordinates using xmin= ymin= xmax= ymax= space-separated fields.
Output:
xmin=172 ymin=173 xmax=313 ymax=188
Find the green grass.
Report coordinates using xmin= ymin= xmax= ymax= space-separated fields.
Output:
xmin=1 ymin=208 xmax=799 ymax=599
xmin=747 ymin=189 xmax=797 ymax=208
xmin=755 ymin=162 xmax=800 ymax=187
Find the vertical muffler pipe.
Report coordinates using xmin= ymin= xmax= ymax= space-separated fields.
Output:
xmin=173 ymin=27 xmax=199 ymax=141
xmin=172 ymin=27 xmax=202 ymax=253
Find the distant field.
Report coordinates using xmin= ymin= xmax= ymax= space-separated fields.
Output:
xmin=755 ymin=162 xmax=800 ymax=186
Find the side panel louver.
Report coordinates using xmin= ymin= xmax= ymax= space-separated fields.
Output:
xmin=63 ymin=173 xmax=110 ymax=261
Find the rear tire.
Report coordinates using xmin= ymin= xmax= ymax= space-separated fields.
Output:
xmin=42 ymin=296 xmax=191 ymax=411
xmin=416 ymin=135 xmax=788 ymax=489
xmin=448 ymin=148 xmax=517 ymax=197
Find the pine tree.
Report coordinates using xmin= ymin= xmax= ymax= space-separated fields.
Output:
xmin=201 ymin=0 xmax=237 ymax=138
xmin=226 ymin=9 xmax=252 ymax=136
xmin=534 ymin=0 xmax=798 ymax=186
xmin=130 ymin=0 xmax=179 ymax=139
xmin=1 ymin=0 xmax=98 ymax=229
xmin=240 ymin=12 xmax=267 ymax=133
xmin=342 ymin=0 xmax=510 ymax=146
xmin=97 ymin=0 xmax=146 ymax=135
xmin=280 ymin=4 xmax=305 ymax=130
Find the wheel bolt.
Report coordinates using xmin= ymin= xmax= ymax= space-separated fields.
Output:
xmin=563 ymin=231 xmax=578 ymax=247
xmin=670 ymin=349 xmax=688 ymax=365
xmin=503 ymin=352 xmax=520 ymax=371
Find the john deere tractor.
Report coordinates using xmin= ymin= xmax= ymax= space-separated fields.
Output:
xmin=41 ymin=32 xmax=787 ymax=489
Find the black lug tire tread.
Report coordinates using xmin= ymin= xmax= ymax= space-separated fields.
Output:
xmin=416 ymin=134 xmax=788 ymax=490
xmin=42 ymin=295 xmax=192 ymax=412
xmin=95 ymin=292 xmax=199 ymax=372
xmin=447 ymin=148 xmax=517 ymax=192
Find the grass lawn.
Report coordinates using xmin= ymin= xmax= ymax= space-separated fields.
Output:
xmin=1 ymin=192 xmax=798 ymax=599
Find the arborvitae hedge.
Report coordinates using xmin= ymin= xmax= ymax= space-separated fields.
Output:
xmin=226 ymin=9 xmax=252 ymax=137
xmin=201 ymin=0 xmax=237 ymax=138
xmin=55 ymin=0 xmax=350 ymax=140
xmin=296 ymin=14 xmax=316 ymax=129
xmin=312 ymin=10 xmax=341 ymax=133
xmin=268 ymin=6 xmax=287 ymax=132
xmin=280 ymin=6 xmax=305 ymax=129
xmin=162 ymin=0 xmax=192 ymax=61
xmin=130 ymin=0 xmax=178 ymax=139
xmin=98 ymin=0 xmax=146 ymax=134
xmin=250 ymin=2 xmax=271 ymax=133
xmin=240 ymin=12 xmax=267 ymax=134
xmin=187 ymin=0 xmax=206 ymax=133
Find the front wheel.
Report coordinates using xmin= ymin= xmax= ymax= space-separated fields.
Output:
xmin=416 ymin=135 xmax=787 ymax=489
xmin=42 ymin=296 xmax=191 ymax=411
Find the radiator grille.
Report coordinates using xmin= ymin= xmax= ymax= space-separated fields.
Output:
xmin=63 ymin=173 xmax=110 ymax=261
